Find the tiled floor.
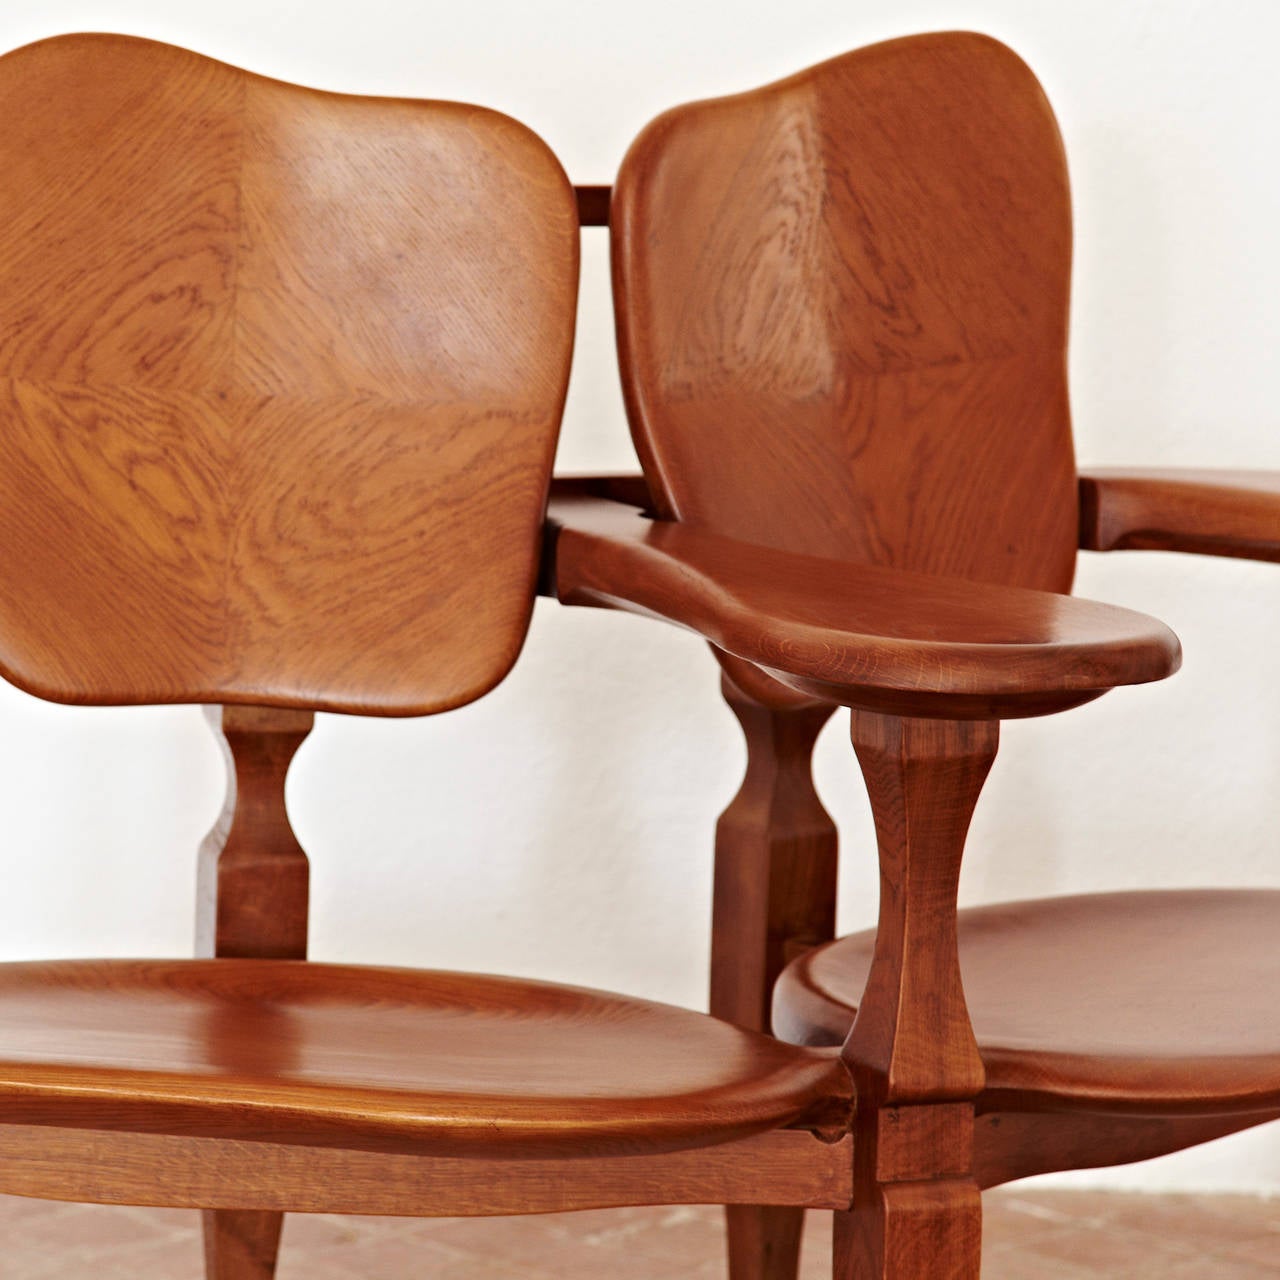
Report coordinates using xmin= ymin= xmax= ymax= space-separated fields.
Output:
xmin=2 ymin=1190 xmax=1278 ymax=1278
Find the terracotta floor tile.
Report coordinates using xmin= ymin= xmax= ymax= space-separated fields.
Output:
xmin=979 ymin=1248 xmax=1100 ymax=1280
xmin=0 ymin=1194 xmax=77 ymax=1225
xmin=282 ymin=1210 xmax=416 ymax=1249
xmin=1159 ymin=1257 xmax=1280 ymax=1278
xmin=318 ymin=1237 xmax=559 ymax=1278
xmin=421 ymin=1206 xmax=719 ymax=1277
xmin=93 ymin=1232 xmax=204 ymax=1279
xmin=8 ymin=1191 xmax=1280 ymax=1277
xmin=1005 ymin=1223 xmax=1200 ymax=1272
xmin=12 ymin=1202 xmax=160 ymax=1252
xmin=274 ymin=1254 xmax=370 ymax=1280
xmin=798 ymin=1210 xmax=833 ymax=1279
xmin=1102 ymin=1191 xmax=1280 ymax=1248
xmin=995 ymin=1188 xmax=1115 ymax=1229
xmin=1218 ymin=1233 xmax=1280 ymax=1271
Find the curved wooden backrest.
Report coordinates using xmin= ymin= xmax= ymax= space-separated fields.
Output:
xmin=0 ymin=34 xmax=578 ymax=715
xmin=612 ymin=32 xmax=1077 ymax=594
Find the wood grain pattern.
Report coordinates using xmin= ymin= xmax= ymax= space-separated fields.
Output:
xmin=833 ymin=714 xmax=994 ymax=1278
xmin=779 ymin=889 xmax=1280 ymax=1255
xmin=547 ymin=494 xmax=1180 ymax=718
xmin=711 ymin=674 xmax=837 ymax=1280
xmin=1080 ymin=467 xmax=1280 ymax=562
xmin=840 ymin=716 xmax=993 ymax=1108
xmin=0 ymin=1124 xmax=854 ymax=1216
xmin=973 ymin=1110 xmax=1275 ymax=1190
xmin=202 ymin=1210 xmax=283 ymax=1280
xmin=777 ymin=889 xmax=1280 ymax=1115
xmin=710 ymin=674 xmax=837 ymax=1035
xmin=589 ymin=27 xmax=1280 ymax=1279
xmin=0 ymin=958 xmax=850 ymax=1157
xmin=612 ymin=32 xmax=1078 ymax=597
xmin=835 ymin=1179 xmax=981 ymax=1280
xmin=196 ymin=705 xmax=314 ymax=961
xmin=0 ymin=32 xmax=578 ymax=715
xmin=195 ymin=704 xmax=314 ymax=1279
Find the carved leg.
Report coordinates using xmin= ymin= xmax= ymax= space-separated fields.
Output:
xmin=837 ymin=712 xmax=997 ymax=1280
xmin=712 ymin=674 xmax=837 ymax=1280
xmin=202 ymin=1209 xmax=285 ymax=1280
xmin=197 ymin=705 xmax=314 ymax=1280
xmin=725 ymin=1205 xmax=806 ymax=1280
xmin=834 ymin=1180 xmax=982 ymax=1280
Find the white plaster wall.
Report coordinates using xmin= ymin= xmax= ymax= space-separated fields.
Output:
xmin=0 ymin=0 xmax=1277 ymax=1192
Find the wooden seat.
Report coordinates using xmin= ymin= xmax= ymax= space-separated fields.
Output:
xmin=549 ymin=25 xmax=1280 ymax=1280
xmin=774 ymin=890 xmax=1280 ymax=1116
xmin=0 ymin=30 xmax=874 ymax=1280
xmin=3 ymin=25 xmax=1272 ymax=1280
xmin=0 ymin=958 xmax=847 ymax=1156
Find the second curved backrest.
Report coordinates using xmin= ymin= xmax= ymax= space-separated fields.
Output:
xmin=611 ymin=32 xmax=1078 ymax=595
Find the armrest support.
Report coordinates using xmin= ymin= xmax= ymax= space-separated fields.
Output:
xmin=547 ymin=496 xmax=1181 ymax=720
xmin=548 ymin=472 xmax=655 ymax=512
xmin=1079 ymin=468 xmax=1280 ymax=562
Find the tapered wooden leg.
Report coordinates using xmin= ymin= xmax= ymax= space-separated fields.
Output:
xmin=202 ymin=1209 xmax=286 ymax=1280
xmin=712 ymin=674 xmax=838 ymax=1280
xmin=836 ymin=712 xmax=997 ymax=1280
xmin=725 ymin=1204 xmax=806 ymax=1280
xmin=197 ymin=706 xmax=314 ymax=1280
xmin=834 ymin=1180 xmax=982 ymax=1279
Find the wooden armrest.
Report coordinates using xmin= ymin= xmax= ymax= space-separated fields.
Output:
xmin=1079 ymin=468 xmax=1280 ymax=562
xmin=545 ymin=496 xmax=1181 ymax=720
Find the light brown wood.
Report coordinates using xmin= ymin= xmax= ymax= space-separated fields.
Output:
xmin=196 ymin=704 xmax=314 ymax=1278
xmin=778 ymin=889 xmax=1280 ymax=1115
xmin=711 ymin=674 xmax=837 ymax=1280
xmin=0 ymin=958 xmax=850 ymax=1157
xmin=835 ymin=1181 xmax=981 ymax=1280
xmin=725 ymin=1205 xmax=807 ymax=1280
xmin=611 ymin=32 xmax=1078 ymax=596
xmin=196 ymin=705 xmax=314 ymax=961
xmin=1080 ymin=467 xmax=1280 ymax=562
xmin=8 ymin=25 xmax=1269 ymax=1280
xmin=711 ymin=675 xmax=837 ymax=1035
xmin=828 ymin=714 xmax=994 ymax=1278
xmin=547 ymin=495 xmax=1180 ymax=718
xmin=0 ymin=1124 xmax=853 ymax=1216
xmin=0 ymin=32 xmax=577 ymax=716
xmin=576 ymin=26 xmax=1280 ymax=1280
xmin=973 ymin=1110 xmax=1275 ymax=1190
xmin=779 ymin=889 xmax=1280 ymax=1247
xmin=202 ymin=1210 xmax=282 ymax=1280
xmin=840 ymin=716 xmax=993 ymax=1108
xmin=0 ymin=29 xmax=883 ymax=1280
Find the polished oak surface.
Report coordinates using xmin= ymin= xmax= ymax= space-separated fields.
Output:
xmin=775 ymin=890 xmax=1280 ymax=1115
xmin=548 ymin=495 xmax=1180 ymax=718
xmin=0 ymin=1125 xmax=855 ymax=1217
xmin=195 ymin=704 xmax=314 ymax=1277
xmin=0 ymin=959 xmax=850 ymax=1157
xmin=1080 ymin=467 xmax=1280 ymax=562
xmin=0 ymin=33 xmax=578 ymax=716
xmin=0 ymin=27 xmax=875 ymax=1280
xmin=589 ymin=26 xmax=1280 ymax=1279
xmin=612 ymin=33 xmax=1078 ymax=597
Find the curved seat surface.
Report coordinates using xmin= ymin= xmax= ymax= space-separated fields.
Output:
xmin=774 ymin=890 xmax=1280 ymax=1115
xmin=0 ymin=959 xmax=848 ymax=1156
